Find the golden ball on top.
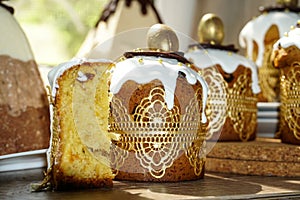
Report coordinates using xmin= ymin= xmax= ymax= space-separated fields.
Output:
xmin=197 ymin=13 xmax=224 ymax=45
xmin=147 ymin=23 xmax=179 ymax=52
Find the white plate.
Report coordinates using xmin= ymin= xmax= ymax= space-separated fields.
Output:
xmin=257 ymin=118 xmax=279 ymax=138
xmin=257 ymin=111 xmax=279 ymax=118
xmin=0 ymin=149 xmax=47 ymax=172
xmin=257 ymin=102 xmax=280 ymax=111
xmin=256 ymin=102 xmax=280 ymax=138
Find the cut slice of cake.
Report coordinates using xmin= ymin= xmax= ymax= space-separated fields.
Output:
xmin=34 ymin=59 xmax=115 ymax=190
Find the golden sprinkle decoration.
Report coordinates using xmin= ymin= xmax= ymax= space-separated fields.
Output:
xmin=284 ymin=32 xmax=289 ymax=37
xmin=228 ymin=52 xmax=232 ymax=56
xmin=290 ymin=25 xmax=295 ymax=30
xmin=118 ymin=56 xmax=126 ymax=62
xmin=178 ymin=62 xmax=183 ymax=66
xmin=158 ymin=58 xmax=163 ymax=64
xmin=210 ymin=41 xmax=216 ymax=45
xmin=138 ymin=58 xmax=144 ymax=64
xmin=186 ymin=63 xmax=191 ymax=68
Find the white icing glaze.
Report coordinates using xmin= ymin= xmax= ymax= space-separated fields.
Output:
xmin=48 ymin=57 xmax=111 ymax=98
xmin=0 ymin=6 xmax=33 ymax=61
xmin=273 ymin=26 xmax=300 ymax=50
xmin=239 ymin=11 xmax=299 ymax=67
xmin=185 ymin=48 xmax=261 ymax=94
xmin=110 ymin=55 xmax=209 ymax=123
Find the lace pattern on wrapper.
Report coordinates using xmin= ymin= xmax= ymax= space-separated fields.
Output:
xmin=199 ymin=67 xmax=257 ymax=141
xmin=280 ymin=63 xmax=300 ymax=140
xmin=109 ymin=86 xmax=206 ymax=179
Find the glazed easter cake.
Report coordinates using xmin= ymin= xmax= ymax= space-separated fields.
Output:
xmin=110 ymin=50 xmax=208 ymax=181
xmin=186 ymin=14 xmax=260 ymax=141
xmin=272 ymin=21 xmax=300 ymax=145
xmin=110 ymin=24 xmax=209 ymax=181
xmin=239 ymin=0 xmax=300 ymax=102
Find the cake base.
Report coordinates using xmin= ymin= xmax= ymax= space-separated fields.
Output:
xmin=113 ymin=153 xmax=205 ymax=182
xmin=206 ymin=138 xmax=300 ymax=177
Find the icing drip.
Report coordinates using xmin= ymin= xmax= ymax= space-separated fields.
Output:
xmin=239 ymin=11 xmax=299 ymax=67
xmin=273 ymin=26 xmax=300 ymax=50
xmin=109 ymin=55 xmax=209 ymax=123
xmin=185 ymin=48 xmax=260 ymax=94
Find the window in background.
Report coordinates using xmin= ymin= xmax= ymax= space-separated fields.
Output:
xmin=7 ymin=0 xmax=107 ymax=66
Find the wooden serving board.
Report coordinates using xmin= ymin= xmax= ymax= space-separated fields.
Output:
xmin=206 ymin=138 xmax=300 ymax=177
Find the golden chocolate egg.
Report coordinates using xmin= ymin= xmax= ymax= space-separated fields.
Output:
xmin=197 ymin=13 xmax=224 ymax=45
xmin=147 ymin=24 xmax=179 ymax=52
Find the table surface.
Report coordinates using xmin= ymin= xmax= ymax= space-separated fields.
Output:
xmin=1 ymin=168 xmax=300 ymax=200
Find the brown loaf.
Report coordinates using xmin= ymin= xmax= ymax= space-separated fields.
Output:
xmin=0 ymin=55 xmax=50 ymax=155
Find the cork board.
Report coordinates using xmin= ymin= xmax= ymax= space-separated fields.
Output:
xmin=206 ymin=138 xmax=300 ymax=177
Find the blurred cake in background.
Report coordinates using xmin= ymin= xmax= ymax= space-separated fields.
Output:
xmin=186 ymin=13 xmax=260 ymax=141
xmin=77 ymin=0 xmax=163 ymax=60
xmin=239 ymin=0 xmax=300 ymax=102
xmin=272 ymin=21 xmax=300 ymax=145
xmin=0 ymin=3 xmax=50 ymax=155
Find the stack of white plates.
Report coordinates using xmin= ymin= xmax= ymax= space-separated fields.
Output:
xmin=0 ymin=149 xmax=47 ymax=172
xmin=257 ymin=102 xmax=280 ymax=138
